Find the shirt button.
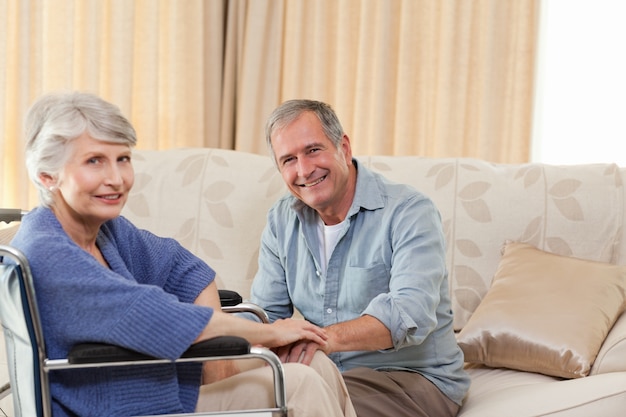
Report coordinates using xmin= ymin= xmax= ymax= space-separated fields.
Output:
xmin=316 ymin=270 xmax=321 ymax=276
xmin=326 ymin=308 xmax=333 ymax=314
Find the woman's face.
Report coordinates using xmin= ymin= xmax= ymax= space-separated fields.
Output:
xmin=45 ymin=132 xmax=134 ymax=229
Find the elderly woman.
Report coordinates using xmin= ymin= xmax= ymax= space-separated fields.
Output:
xmin=11 ymin=92 xmax=355 ymax=417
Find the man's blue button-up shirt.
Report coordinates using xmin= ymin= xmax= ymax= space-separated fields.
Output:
xmin=251 ymin=159 xmax=470 ymax=405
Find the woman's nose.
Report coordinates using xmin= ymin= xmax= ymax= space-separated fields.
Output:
xmin=104 ymin=164 xmax=124 ymax=186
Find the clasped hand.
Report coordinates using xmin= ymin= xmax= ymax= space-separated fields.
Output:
xmin=273 ymin=340 xmax=327 ymax=365
xmin=266 ymin=318 xmax=328 ymax=352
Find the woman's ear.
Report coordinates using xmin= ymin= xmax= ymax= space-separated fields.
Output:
xmin=39 ymin=172 xmax=57 ymax=190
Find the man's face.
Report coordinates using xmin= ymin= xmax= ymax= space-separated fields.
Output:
xmin=271 ymin=112 xmax=354 ymax=223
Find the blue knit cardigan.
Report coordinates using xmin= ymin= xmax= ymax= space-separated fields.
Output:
xmin=11 ymin=207 xmax=215 ymax=416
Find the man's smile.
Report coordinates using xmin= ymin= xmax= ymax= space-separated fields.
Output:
xmin=299 ymin=175 xmax=327 ymax=187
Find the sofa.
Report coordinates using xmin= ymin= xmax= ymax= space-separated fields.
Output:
xmin=1 ymin=147 xmax=625 ymax=416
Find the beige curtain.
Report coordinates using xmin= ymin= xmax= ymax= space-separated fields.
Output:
xmin=0 ymin=0 xmax=539 ymax=210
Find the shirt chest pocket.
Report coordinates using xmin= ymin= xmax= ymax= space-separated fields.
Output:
xmin=341 ymin=263 xmax=390 ymax=313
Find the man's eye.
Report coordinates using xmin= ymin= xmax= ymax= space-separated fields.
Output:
xmin=87 ymin=157 xmax=100 ymax=164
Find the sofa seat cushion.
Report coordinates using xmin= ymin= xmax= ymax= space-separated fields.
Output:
xmin=459 ymin=365 xmax=626 ymax=417
xmin=590 ymin=310 xmax=626 ymax=374
xmin=457 ymin=242 xmax=626 ymax=378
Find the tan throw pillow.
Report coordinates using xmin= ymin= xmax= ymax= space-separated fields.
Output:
xmin=457 ymin=242 xmax=626 ymax=379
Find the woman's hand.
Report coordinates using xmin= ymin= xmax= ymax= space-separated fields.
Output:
xmin=266 ymin=318 xmax=328 ymax=349
xmin=193 ymin=283 xmax=328 ymax=349
xmin=195 ymin=307 xmax=328 ymax=351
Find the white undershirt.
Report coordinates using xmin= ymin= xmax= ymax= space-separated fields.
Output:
xmin=316 ymin=216 xmax=345 ymax=275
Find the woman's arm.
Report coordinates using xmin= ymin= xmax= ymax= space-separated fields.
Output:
xmin=194 ymin=281 xmax=328 ymax=348
xmin=192 ymin=277 xmax=239 ymax=383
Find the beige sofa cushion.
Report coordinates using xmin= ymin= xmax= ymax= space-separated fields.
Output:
xmin=457 ymin=242 xmax=626 ymax=379
xmin=458 ymin=368 xmax=626 ymax=417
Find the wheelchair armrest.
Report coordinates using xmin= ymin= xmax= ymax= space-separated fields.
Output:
xmin=218 ymin=289 xmax=243 ymax=307
xmin=67 ymin=336 xmax=251 ymax=364
xmin=181 ymin=336 xmax=250 ymax=357
xmin=219 ymin=289 xmax=270 ymax=323
xmin=221 ymin=302 xmax=270 ymax=323
xmin=0 ymin=208 xmax=25 ymax=223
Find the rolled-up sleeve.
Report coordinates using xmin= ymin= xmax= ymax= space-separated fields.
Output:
xmin=360 ymin=196 xmax=448 ymax=350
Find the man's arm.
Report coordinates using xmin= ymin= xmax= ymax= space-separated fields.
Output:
xmin=280 ymin=315 xmax=392 ymax=364
xmin=324 ymin=315 xmax=393 ymax=353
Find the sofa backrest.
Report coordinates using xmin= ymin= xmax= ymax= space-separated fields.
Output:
xmin=124 ymin=149 xmax=626 ymax=330
xmin=360 ymin=156 xmax=625 ymax=329
xmin=123 ymin=148 xmax=286 ymax=305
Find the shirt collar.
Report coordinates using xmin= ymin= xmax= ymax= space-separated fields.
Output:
xmin=348 ymin=158 xmax=385 ymax=215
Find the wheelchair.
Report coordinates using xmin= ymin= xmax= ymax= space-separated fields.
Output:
xmin=0 ymin=209 xmax=287 ymax=417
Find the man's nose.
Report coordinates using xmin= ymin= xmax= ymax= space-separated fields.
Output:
xmin=296 ymin=157 xmax=314 ymax=178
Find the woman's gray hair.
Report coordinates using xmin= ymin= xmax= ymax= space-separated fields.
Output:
xmin=24 ymin=91 xmax=137 ymax=207
xmin=265 ymin=99 xmax=344 ymax=164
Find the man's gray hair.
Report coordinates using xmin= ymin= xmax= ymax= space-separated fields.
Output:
xmin=265 ymin=99 xmax=344 ymax=164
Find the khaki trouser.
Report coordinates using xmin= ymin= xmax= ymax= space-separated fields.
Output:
xmin=196 ymin=351 xmax=356 ymax=417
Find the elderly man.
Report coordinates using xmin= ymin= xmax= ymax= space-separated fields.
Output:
xmin=250 ymin=99 xmax=470 ymax=417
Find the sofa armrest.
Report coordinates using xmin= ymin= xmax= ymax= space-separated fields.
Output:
xmin=590 ymin=310 xmax=626 ymax=375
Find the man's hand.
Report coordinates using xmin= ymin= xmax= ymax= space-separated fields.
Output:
xmin=274 ymin=341 xmax=322 ymax=365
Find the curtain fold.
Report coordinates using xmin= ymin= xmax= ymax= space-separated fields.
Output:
xmin=238 ymin=0 xmax=539 ymax=160
xmin=0 ymin=0 xmax=539 ymax=210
